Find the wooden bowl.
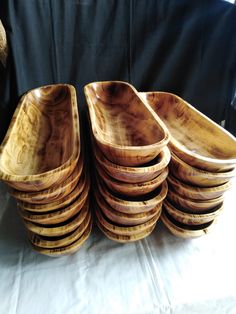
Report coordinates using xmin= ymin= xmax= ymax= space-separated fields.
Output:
xmin=28 ymin=210 xmax=91 ymax=248
xmin=163 ymin=199 xmax=224 ymax=225
xmin=19 ymin=178 xmax=90 ymax=224
xmin=141 ymin=92 xmax=236 ymax=172
xmin=0 ymin=84 xmax=80 ymax=191
xmin=161 ymin=210 xmax=217 ymax=238
xmin=95 ymin=190 xmax=162 ymax=226
xmin=97 ymin=179 xmax=168 ymax=214
xmin=167 ymin=188 xmax=224 ymax=213
xmin=96 ymin=161 xmax=168 ymax=197
xmin=23 ymin=198 xmax=90 ymax=237
xmin=10 ymin=155 xmax=83 ymax=204
xmin=167 ymin=174 xmax=232 ymax=200
xmin=31 ymin=218 xmax=93 ymax=257
xmin=84 ymin=81 xmax=170 ymax=166
xmin=169 ymin=152 xmax=236 ymax=187
xmin=94 ymin=142 xmax=171 ymax=183
xmin=18 ymin=172 xmax=87 ymax=212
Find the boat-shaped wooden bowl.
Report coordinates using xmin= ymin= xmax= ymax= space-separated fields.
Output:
xmin=163 ymin=199 xmax=224 ymax=225
xmin=95 ymin=190 xmax=162 ymax=226
xmin=141 ymin=92 xmax=236 ymax=172
xmin=0 ymin=84 xmax=80 ymax=192
xmin=23 ymin=198 xmax=90 ymax=237
xmin=97 ymin=179 xmax=168 ymax=214
xmin=161 ymin=210 xmax=217 ymax=238
xmin=169 ymin=152 xmax=236 ymax=187
xmin=31 ymin=218 xmax=92 ymax=257
xmin=10 ymin=155 xmax=84 ymax=204
xmin=84 ymin=81 xmax=170 ymax=166
xmin=167 ymin=188 xmax=224 ymax=213
xmin=94 ymin=142 xmax=171 ymax=183
xmin=96 ymin=161 xmax=168 ymax=197
xmin=167 ymin=174 xmax=232 ymax=200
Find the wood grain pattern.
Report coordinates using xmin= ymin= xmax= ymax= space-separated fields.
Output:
xmin=97 ymin=178 xmax=168 ymax=214
xmin=169 ymin=152 xmax=235 ymax=187
xmin=84 ymin=81 xmax=170 ymax=166
xmin=0 ymin=84 xmax=80 ymax=191
xmin=141 ymin=92 xmax=236 ymax=172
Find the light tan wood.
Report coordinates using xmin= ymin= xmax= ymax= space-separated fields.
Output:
xmin=167 ymin=174 xmax=232 ymax=200
xmin=94 ymin=141 xmax=171 ymax=183
xmin=167 ymin=188 xmax=224 ymax=213
xmin=96 ymin=161 xmax=168 ymax=197
xmin=28 ymin=210 xmax=91 ymax=248
xmin=84 ymin=81 xmax=170 ymax=166
xmin=163 ymin=199 xmax=224 ymax=225
xmin=0 ymin=84 xmax=80 ymax=191
xmin=97 ymin=179 xmax=168 ymax=214
xmin=141 ymin=92 xmax=236 ymax=172
xmin=19 ymin=178 xmax=90 ymax=224
xmin=23 ymin=199 xmax=90 ymax=237
xmin=11 ymin=155 xmax=83 ymax=204
xmin=18 ymin=172 xmax=87 ymax=212
xmin=95 ymin=190 xmax=162 ymax=226
xmin=95 ymin=204 xmax=161 ymax=236
xmin=31 ymin=218 xmax=92 ymax=257
xmin=161 ymin=210 xmax=217 ymax=238
xmin=169 ymin=152 xmax=236 ymax=187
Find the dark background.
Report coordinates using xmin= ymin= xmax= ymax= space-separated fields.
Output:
xmin=0 ymin=0 xmax=236 ymax=142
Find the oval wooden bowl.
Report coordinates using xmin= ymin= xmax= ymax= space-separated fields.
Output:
xmin=23 ymin=198 xmax=90 ymax=237
xmin=19 ymin=178 xmax=90 ymax=224
xmin=96 ymin=161 xmax=168 ymax=197
xmin=167 ymin=188 xmax=224 ymax=213
xmin=94 ymin=142 xmax=171 ymax=183
xmin=161 ymin=210 xmax=217 ymax=238
xmin=96 ymin=219 xmax=156 ymax=243
xmin=97 ymin=179 xmax=168 ymax=214
xmin=163 ymin=199 xmax=224 ymax=225
xmin=28 ymin=210 xmax=91 ymax=249
xmin=95 ymin=190 xmax=162 ymax=226
xmin=0 ymin=84 xmax=80 ymax=191
xmin=18 ymin=172 xmax=87 ymax=212
xmin=95 ymin=204 xmax=160 ymax=236
xmin=141 ymin=92 xmax=236 ymax=172
xmin=167 ymin=174 xmax=232 ymax=200
xmin=84 ymin=81 xmax=170 ymax=166
xmin=10 ymin=155 xmax=84 ymax=204
xmin=169 ymin=152 xmax=236 ymax=187
xmin=31 ymin=218 xmax=93 ymax=257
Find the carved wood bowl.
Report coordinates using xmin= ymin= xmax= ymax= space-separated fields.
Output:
xmin=167 ymin=174 xmax=232 ymax=200
xmin=94 ymin=141 xmax=171 ymax=183
xmin=0 ymin=84 xmax=80 ymax=191
xmin=95 ymin=190 xmax=162 ymax=226
xmin=10 ymin=154 xmax=84 ymax=204
xmin=167 ymin=188 xmax=224 ymax=213
xmin=97 ymin=179 xmax=168 ymax=214
xmin=163 ymin=199 xmax=224 ymax=225
xmin=169 ymin=152 xmax=236 ymax=188
xmin=161 ymin=210 xmax=217 ymax=238
xmin=96 ymin=161 xmax=168 ymax=197
xmin=84 ymin=81 xmax=170 ymax=166
xmin=141 ymin=92 xmax=236 ymax=172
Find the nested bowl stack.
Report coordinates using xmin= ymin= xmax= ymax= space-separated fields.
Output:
xmin=141 ymin=91 xmax=236 ymax=238
xmin=0 ymin=84 xmax=92 ymax=256
xmin=84 ymin=81 xmax=171 ymax=242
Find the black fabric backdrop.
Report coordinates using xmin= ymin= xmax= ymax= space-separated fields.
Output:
xmin=0 ymin=0 xmax=236 ymax=143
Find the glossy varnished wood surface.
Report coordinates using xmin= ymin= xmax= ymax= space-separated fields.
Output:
xmin=85 ymin=81 xmax=170 ymax=166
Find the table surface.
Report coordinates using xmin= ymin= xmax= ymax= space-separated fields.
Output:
xmin=0 ymin=180 xmax=236 ymax=314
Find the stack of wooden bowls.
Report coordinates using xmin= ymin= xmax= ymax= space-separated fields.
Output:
xmin=0 ymin=84 xmax=92 ymax=256
xmin=85 ymin=81 xmax=171 ymax=243
xmin=142 ymin=91 xmax=236 ymax=238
